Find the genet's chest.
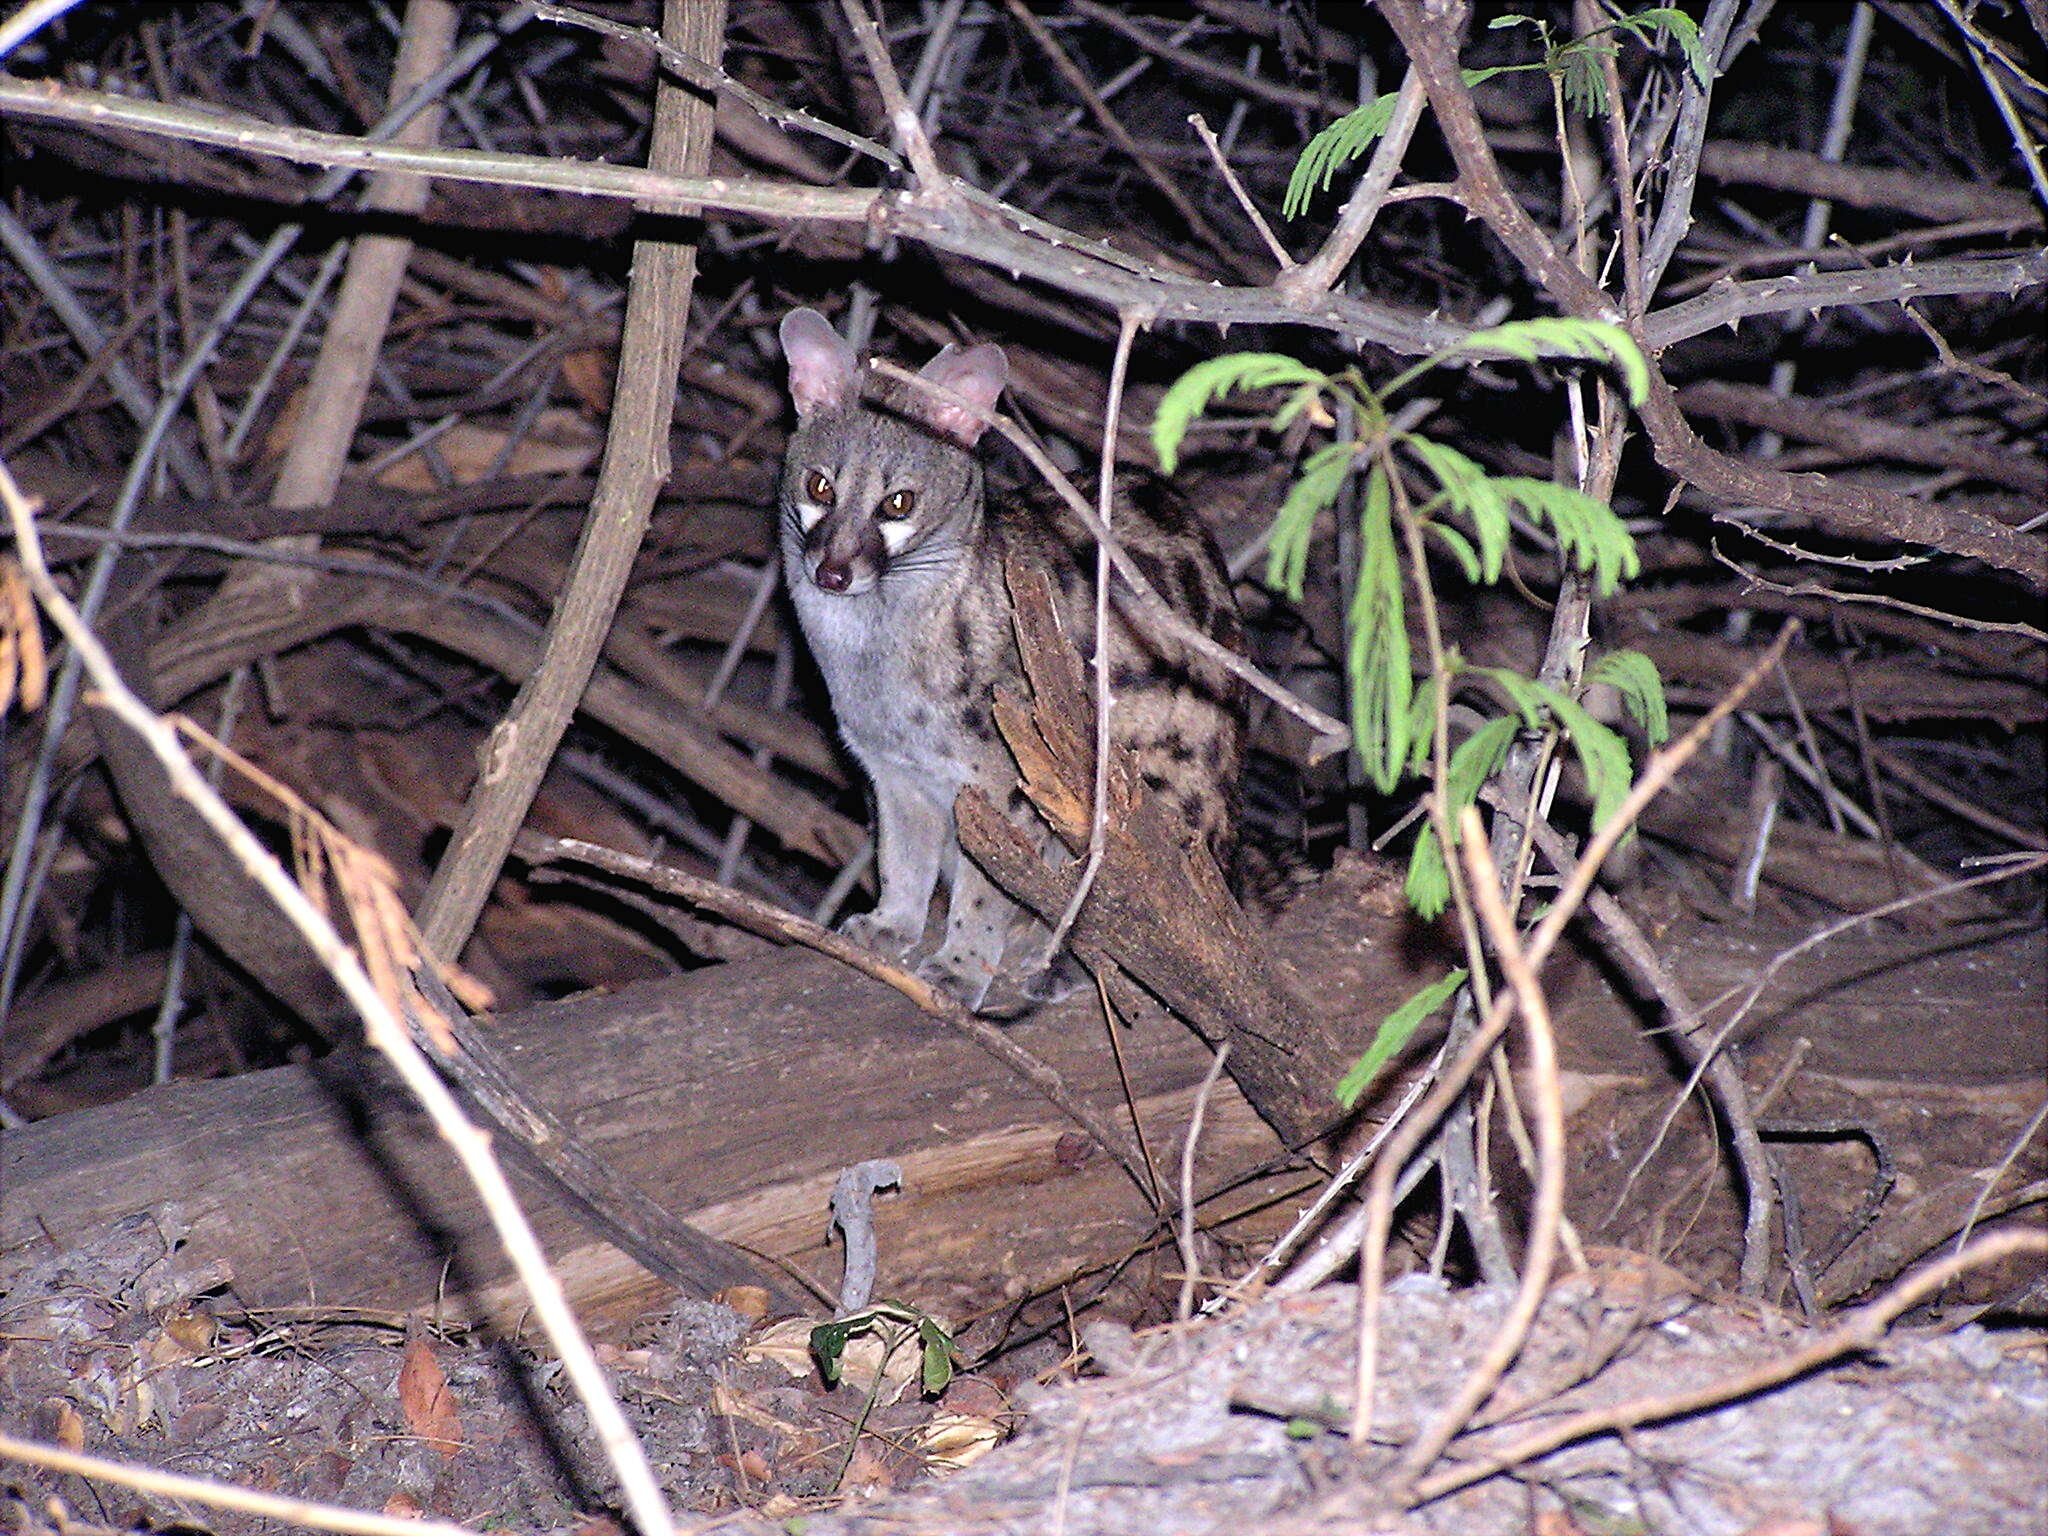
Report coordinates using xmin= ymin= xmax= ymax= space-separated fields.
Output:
xmin=793 ymin=582 xmax=1011 ymax=778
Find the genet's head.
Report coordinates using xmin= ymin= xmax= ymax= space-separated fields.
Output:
xmin=778 ymin=308 xmax=1008 ymax=597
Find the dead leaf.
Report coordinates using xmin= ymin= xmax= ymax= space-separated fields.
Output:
xmin=160 ymin=1310 xmax=218 ymax=1355
xmin=715 ymin=1285 xmax=771 ymax=1320
xmin=1 ymin=557 xmax=46 ymax=715
xmin=47 ymin=1399 xmax=85 ymax=1452
xmin=743 ymin=1318 xmax=821 ymax=1381
xmin=839 ymin=1445 xmax=894 ymax=1493
xmin=918 ymin=1410 xmax=1002 ymax=1470
xmin=395 ymin=1336 xmax=464 ymax=1459
xmin=561 ymin=347 xmax=614 ymax=414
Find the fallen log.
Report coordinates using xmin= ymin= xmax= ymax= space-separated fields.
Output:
xmin=0 ymin=949 xmax=1292 ymax=1335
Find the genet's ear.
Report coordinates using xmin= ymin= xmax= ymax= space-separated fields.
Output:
xmin=779 ymin=308 xmax=858 ymax=417
xmin=915 ymin=341 xmax=1007 ymax=445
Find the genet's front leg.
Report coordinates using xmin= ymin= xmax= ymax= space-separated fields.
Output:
xmin=839 ymin=769 xmax=949 ymax=956
xmin=918 ymin=846 xmax=1025 ymax=1012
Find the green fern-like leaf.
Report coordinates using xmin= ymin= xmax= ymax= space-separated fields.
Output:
xmin=1469 ymin=667 xmax=1637 ymax=838
xmin=1153 ymin=353 xmax=1326 ymax=473
xmin=1447 ymin=318 xmax=1649 ymax=407
xmin=1619 ymin=7 xmax=1711 ymax=86
xmin=1287 ymin=65 xmax=1517 ymax=220
xmin=1427 ymin=521 xmax=1482 ymax=583
xmin=1475 ymin=666 xmax=1549 ymax=732
xmin=1403 ymin=713 xmax=1518 ymax=921
xmin=1447 ymin=714 xmax=1520 ymax=815
xmin=1266 ymin=440 xmax=1356 ymax=600
xmin=1336 ymin=968 xmax=1468 ymax=1107
xmin=1586 ymin=649 xmax=1669 ymax=746
xmin=1405 ymin=672 xmax=1444 ymax=776
xmin=1285 ymin=93 xmax=1400 ymax=219
xmin=1549 ymin=689 xmax=1635 ymax=831
xmin=1405 ymin=825 xmax=1448 ymax=918
xmin=1553 ymin=36 xmax=1613 ymax=116
xmin=1406 ymin=437 xmax=1510 ymax=582
xmin=1493 ymin=477 xmax=1640 ymax=595
xmin=1348 ymin=467 xmax=1410 ymax=794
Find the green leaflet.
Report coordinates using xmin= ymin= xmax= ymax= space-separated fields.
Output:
xmin=1284 ymin=92 xmax=1401 ymax=219
xmin=1404 ymin=670 xmax=1451 ymax=778
xmin=1348 ymin=467 xmax=1410 ymax=794
xmin=1406 ymin=437 xmax=1510 ymax=582
xmin=1404 ymin=821 xmax=1451 ymax=919
xmin=811 ymin=1319 xmax=852 ymax=1386
xmin=1618 ymin=7 xmax=1712 ymax=86
xmin=1492 ymin=476 xmax=1641 ymax=594
xmin=1284 ymin=67 xmax=1509 ymax=219
xmin=1336 ymin=968 xmax=1469 ymax=1106
xmin=1426 ymin=519 xmax=1482 ymax=583
xmin=1472 ymin=666 xmax=1636 ymax=834
xmin=1266 ymin=439 xmax=1357 ymax=600
xmin=918 ymin=1315 xmax=961 ymax=1394
xmin=1586 ymin=649 xmax=1669 ymax=746
xmin=1549 ymin=689 xmax=1634 ymax=834
xmin=1152 ymin=353 xmax=1325 ymax=473
xmin=1446 ymin=318 xmax=1649 ymax=407
xmin=1404 ymin=714 xmax=1518 ymax=920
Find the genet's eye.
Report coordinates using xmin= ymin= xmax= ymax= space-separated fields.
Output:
xmin=879 ymin=488 xmax=916 ymax=520
xmin=805 ymin=470 xmax=836 ymax=506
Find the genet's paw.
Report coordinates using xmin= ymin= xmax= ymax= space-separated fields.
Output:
xmin=837 ymin=909 xmax=924 ymax=957
xmin=915 ymin=947 xmax=999 ymax=1014
xmin=1020 ymin=951 xmax=1088 ymax=1006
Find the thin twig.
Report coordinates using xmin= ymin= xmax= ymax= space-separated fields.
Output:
xmin=836 ymin=0 xmax=949 ymax=194
xmin=1188 ymin=112 xmax=1292 ymax=270
xmin=1386 ymin=806 xmax=1569 ymax=1491
xmin=1254 ymin=1046 xmax=1446 ymax=1299
xmin=1042 ymin=309 xmax=1140 ymax=964
xmin=1177 ymin=1040 xmax=1232 ymax=1323
xmin=1713 ymin=546 xmax=2048 ymax=642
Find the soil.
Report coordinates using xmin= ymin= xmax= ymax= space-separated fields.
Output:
xmin=6 ymin=1218 xmax=2044 ymax=1536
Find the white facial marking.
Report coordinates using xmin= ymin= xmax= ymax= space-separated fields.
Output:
xmin=797 ymin=501 xmax=827 ymax=532
xmin=878 ymin=519 xmax=914 ymax=553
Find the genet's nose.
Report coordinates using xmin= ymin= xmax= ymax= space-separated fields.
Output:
xmin=813 ymin=558 xmax=852 ymax=592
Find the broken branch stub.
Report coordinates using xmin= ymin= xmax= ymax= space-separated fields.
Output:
xmin=957 ymin=556 xmax=1350 ymax=1149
